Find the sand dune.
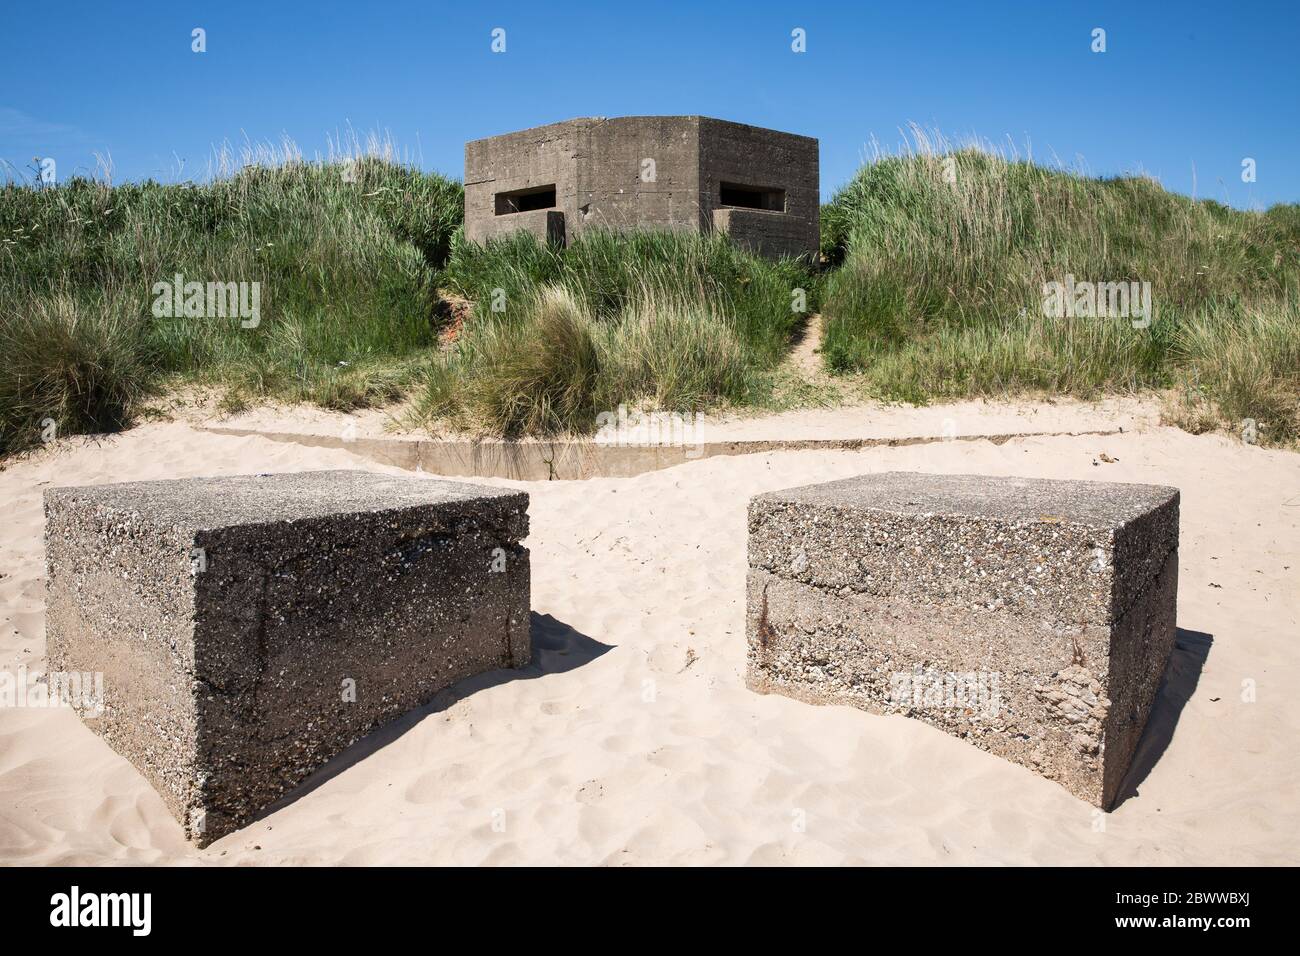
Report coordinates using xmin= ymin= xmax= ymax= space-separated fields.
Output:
xmin=1 ymin=403 xmax=1297 ymax=865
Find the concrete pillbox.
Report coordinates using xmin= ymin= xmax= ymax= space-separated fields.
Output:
xmin=44 ymin=470 xmax=530 ymax=845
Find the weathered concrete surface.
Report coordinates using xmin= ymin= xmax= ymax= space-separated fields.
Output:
xmin=746 ymin=472 xmax=1179 ymax=808
xmin=713 ymin=208 xmax=812 ymax=260
xmin=465 ymin=116 xmax=818 ymax=258
xmin=470 ymin=208 xmax=566 ymax=246
xmin=44 ymin=471 xmax=530 ymax=845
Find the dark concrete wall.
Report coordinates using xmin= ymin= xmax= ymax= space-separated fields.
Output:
xmin=464 ymin=116 xmax=818 ymax=258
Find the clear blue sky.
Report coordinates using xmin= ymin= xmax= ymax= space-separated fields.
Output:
xmin=3 ymin=0 xmax=1296 ymax=208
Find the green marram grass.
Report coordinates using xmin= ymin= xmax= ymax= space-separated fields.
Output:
xmin=1 ymin=142 xmax=461 ymax=455
xmin=419 ymin=228 xmax=818 ymax=435
xmin=820 ymin=131 xmax=1300 ymax=443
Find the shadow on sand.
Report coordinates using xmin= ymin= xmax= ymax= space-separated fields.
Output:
xmin=245 ymin=612 xmax=611 ymax=828
xmin=230 ymin=618 xmax=1200 ymax=834
xmin=1111 ymin=627 xmax=1213 ymax=809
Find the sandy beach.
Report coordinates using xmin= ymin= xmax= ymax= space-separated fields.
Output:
xmin=1 ymin=399 xmax=1297 ymax=865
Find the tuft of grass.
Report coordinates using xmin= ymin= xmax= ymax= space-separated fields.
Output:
xmin=448 ymin=285 xmax=600 ymax=436
xmin=440 ymin=227 xmax=817 ymax=360
xmin=1168 ymin=303 xmax=1300 ymax=444
xmin=416 ymin=229 xmax=818 ymax=435
xmin=820 ymin=128 xmax=1300 ymax=442
xmin=414 ymin=280 xmax=768 ymax=437
xmin=0 ymin=292 xmax=152 ymax=455
xmin=596 ymin=287 xmax=751 ymax=411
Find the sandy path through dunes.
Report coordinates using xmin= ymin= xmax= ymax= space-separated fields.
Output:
xmin=0 ymin=411 xmax=1296 ymax=865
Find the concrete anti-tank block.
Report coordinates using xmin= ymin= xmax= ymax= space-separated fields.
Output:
xmin=44 ymin=470 xmax=530 ymax=845
xmin=746 ymin=471 xmax=1179 ymax=808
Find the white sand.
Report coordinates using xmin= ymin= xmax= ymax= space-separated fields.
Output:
xmin=1 ymin=402 xmax=1297 ymax=865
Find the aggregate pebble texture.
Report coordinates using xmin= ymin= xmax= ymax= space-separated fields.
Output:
xmin=746 ymin=471 xmax=1179 ymax=808
xmin=43 ymin=470 xmax=530 ymax=846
